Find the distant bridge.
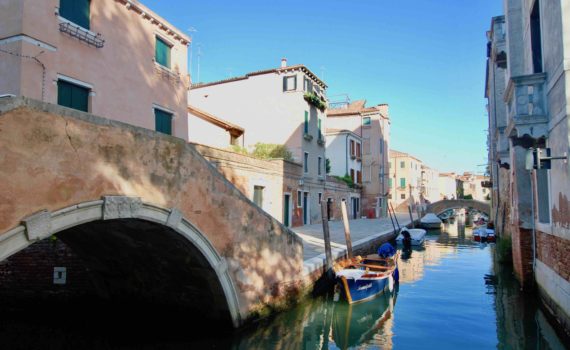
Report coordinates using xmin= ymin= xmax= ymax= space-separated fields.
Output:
xmin=0 ymin=97 xmax=304 ymax=328
xmin=426 ymin=199 xmax=490 ymax=215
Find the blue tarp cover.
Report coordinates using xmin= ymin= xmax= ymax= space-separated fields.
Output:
xmin=378 ymin=243 xmax=396 ymax=258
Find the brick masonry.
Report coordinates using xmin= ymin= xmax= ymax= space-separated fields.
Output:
xmin=536 ymin=230 xmax=570 ymax=283
xmin=0 ymin=238 xmax=95 ymax=298
xmin=511 ymin=225 xmax=535 ymax=288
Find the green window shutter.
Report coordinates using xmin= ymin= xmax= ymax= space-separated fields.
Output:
xmin=60 ymin=0 xmax=90 ymax=29
xmin=304 ymin=111 xmax=309 ymax=134
xmin=57 ymin=80 xmax=89 ymax=112
xmin=155 ymin=37 xmax=171 ymax=68
xmin=155 ymin=109 xmax=173 ymax=135
xmin=400 ymin=178 xmax=406 ymax=188
xmin=318 ymin=118 xmax=322 ymax=139
xmin=388 ymin=178 xmax=392 ymax=188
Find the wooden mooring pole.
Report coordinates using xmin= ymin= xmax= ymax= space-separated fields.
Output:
xmin=320 ymin=200 xmax=333 ymax=271
xmin=390 ymin=202 xmax=401 ymax=231
xmin=408 ymin=205 xmax=415 ymax=228
xmin=340 ymin=200 xmax=353 ymax=259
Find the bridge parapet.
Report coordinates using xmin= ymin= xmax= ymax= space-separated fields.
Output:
xmin=426 ymin=199 xmax=490 ymax=215
xmin=0 ymin=97 xmax=304 ymax=327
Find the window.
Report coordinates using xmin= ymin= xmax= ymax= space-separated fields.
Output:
xmin=401 ymin=194 xmax=406 ymax=199
xmin=350 ymin=140 xmax=355 ymax=157
xmin=388 ymin=194 xmax=392 ymax=200
xmin=57 ymin=80 xmax=89 ymax=112
xmin=350 ymin=169 xmax=355 ymax=183
xmin=155 ymin=36 xmax=172 ymax=68
xmin=379 ymin=139 xmax=384 ymax=154
xmin=530 ymin=0 xmax=543 ymax=73
xmin=60 ymin=0 xmax=90 ymax=29
xmin=154 ymin=108 xmax=173 ymax=135
xmin=400 ymin=178 xmax=406 ymax=188
xmin=253 ymin=186 xmax=264 ymax=207
xmin=304 ymin=152 xmax=309 ymax=173
xmin=283 ymin=75 xmax=297 ymax=91
xmin=304 ymin=111 xmax=309 ymax=134
xmin=304 ymin=78 xmax=313 ymax=92
xmin=318 ymin=156 xmax=322 ymax=176
xmin=318 ymin=118 xmax=322 ymax=140
xmin=388 ymin=178 xmax=393 ymax=188
xmin=318 ymin=192 xmax=322 ymax=204
xmin=297 ymin=190 xmax=302 ymax=207
xmin=357 ymin=170 xmax=362 ymax=184
xmin=356 ymin=143 xmax=361 ymax=158
xmin=363 ymin=117 xmax=371 ymax=126
xmin=400 ymin=161 xmax=405 ymax=168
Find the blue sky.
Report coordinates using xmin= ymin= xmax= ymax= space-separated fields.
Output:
xmin=145 ymin=0 xmax=503 ymax=174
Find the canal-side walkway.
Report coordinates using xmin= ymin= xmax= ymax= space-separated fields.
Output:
xmin=294 ymin=213 xmax=419 ymax=277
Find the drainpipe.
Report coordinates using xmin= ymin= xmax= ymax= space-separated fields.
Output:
xmin=345 ymin=133 xmax=350 ymax=176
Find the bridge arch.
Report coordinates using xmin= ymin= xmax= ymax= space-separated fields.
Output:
xmin=426 ymin=199 xmax=490 ymax=216
xmin=0 ymin=197 xmax=241 ymax=327
xmin=0 ymin=98 xmax=304 ymax=328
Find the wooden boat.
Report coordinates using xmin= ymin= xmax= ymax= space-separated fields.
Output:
xmin=396 ymin=227 xmax=427 ymax=246
xmin=334 ymin=246 xmax=399 ymax=304
xmin=420 ymin=213 xmax=442 ymax=229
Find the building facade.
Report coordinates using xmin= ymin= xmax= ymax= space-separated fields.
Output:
xmin=421 ymin=165 xmax=440 ymax=204
xmin=388 ymin=150 xmax=423 ymax=211
xmin=486 ymin=0 xmax=570 ymax=336
xmin=325 ymin=129 xmax=363 ymax=184
xmin=0 ymin=0 xmax=190 ymax=139
xmin=438 ymin=173 xmax=458 ymax=200
xmin=327 ymin=100 xmax=391 ymax=218
xmin=188 ymin=59 xmax=327 ymax=225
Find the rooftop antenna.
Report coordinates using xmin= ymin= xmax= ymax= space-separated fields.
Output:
xmin=196 ymin=43 xmax=202 ymax=83
xmin=187 ymin=26 xmax=197 ymax=80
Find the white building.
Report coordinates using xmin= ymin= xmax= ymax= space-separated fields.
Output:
xmin=325 ymin=129 xmax=363 ymax=183
xmin=188 ymin=59 xmax=327 ymax=225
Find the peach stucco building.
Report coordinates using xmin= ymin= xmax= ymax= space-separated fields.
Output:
xmin=0 ymin=0 xmax=190 ymax=139
xmin=188 ymin=59 xmax=328 ymax=225
xmin=327 ymin=100 xmax=391 ymax=218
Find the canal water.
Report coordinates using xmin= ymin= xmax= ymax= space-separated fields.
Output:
xmin=1 ymin=219 xmax=568 ymax=349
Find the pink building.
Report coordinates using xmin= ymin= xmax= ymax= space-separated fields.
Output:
xmin=327 ymin=100 xmax=391 ymax=218
xmin=0 ymin=0 xmax=190 ymax=139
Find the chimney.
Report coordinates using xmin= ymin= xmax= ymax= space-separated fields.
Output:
xmin=281 ymin=58 xmax=287 ymax=68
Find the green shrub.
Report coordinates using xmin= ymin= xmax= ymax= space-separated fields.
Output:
xmin=251 ymin=143 xmax=293 ymax=161
xmin=229 ymin=145 xmax=248 ymax=155
xmin=463 ymin=194 xmax=473 ymax=200
xmin=334 ymin=174 xmax=355 ymax=188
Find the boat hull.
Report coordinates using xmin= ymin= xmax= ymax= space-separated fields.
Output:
xmin=338 ymin=274 xmax=391 ymax=304
xmin=420 ymin=222 xmax=441 ymax=229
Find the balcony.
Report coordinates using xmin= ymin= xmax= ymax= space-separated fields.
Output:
xmin=504 ymin=73 xmax=548 ymax=139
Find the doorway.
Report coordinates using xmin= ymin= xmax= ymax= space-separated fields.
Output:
xmin=351 ymin=197 xmax=360 ymax=219
xmin=303 ymin=192 xmax=309 ymax=225
xmin=283 ymin=194 xmax=291 ymax=227
xmin=327 ymin=198 xmax=333 ymax=221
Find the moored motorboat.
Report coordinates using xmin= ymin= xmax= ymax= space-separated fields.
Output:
xmin=473 ymin=226 xmax=495 ymax=242
xmin=396 ymin=227 xmax=427 ymax=246
xmin=334 ymin=243 xmax=399 ymax=304
xmin=420 ymin=213 xmax=442 ymax=229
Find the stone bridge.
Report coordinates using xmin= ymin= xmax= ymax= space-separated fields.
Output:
xmin=426 ymin=199 xmax=490 ymax=215
xmin=0 ymin=97 xmax=304 ymax=328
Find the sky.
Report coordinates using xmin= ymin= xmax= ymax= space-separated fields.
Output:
xmin=145 ymin=0 xmax=504 ymax=174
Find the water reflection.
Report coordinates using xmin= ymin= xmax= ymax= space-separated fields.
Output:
xmin=1 ymin=219 xmax=568 ymax=349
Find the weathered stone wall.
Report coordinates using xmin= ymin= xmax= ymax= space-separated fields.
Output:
xmin=0 ymin=98 xmax=304 ymax=326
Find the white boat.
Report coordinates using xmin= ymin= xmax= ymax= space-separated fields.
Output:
xmin=420 ymin=213 xmax=442 ymax=229
xmin=396 ymin=228 xmax=427 ymax=246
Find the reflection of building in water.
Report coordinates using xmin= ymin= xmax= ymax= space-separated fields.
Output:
xmin=397 ymin=240 xmax=458 ymax=284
